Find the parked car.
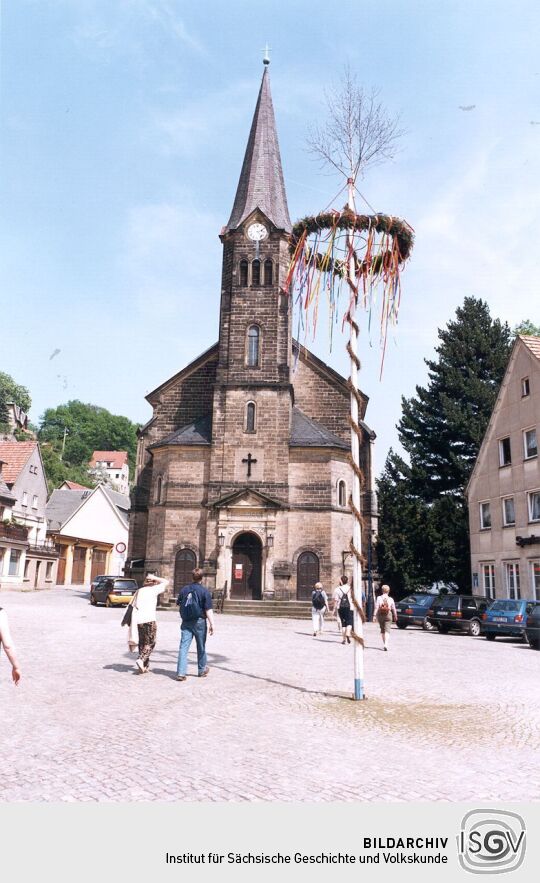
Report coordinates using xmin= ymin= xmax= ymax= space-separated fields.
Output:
xmin=396 ymin=593 xmax=436 ymax=630
xmin=90 ymin=574 xmax=117 ymax=595
xmin=483 ymin=599 xmax=540 ymax=643
xmin=426 ymin=594 xmax=489 ymax=636
xmin=90 ymin=577 xmax=138 ymax=607
xmin=525 ymin=605 xmax=540 ymax=649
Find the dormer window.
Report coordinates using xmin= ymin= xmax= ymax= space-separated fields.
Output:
xmin=251 ymin=260 xmax=261 ymax=286
xmin=246 ymin=325 xmax=260 ymax=367
xmin=240 ymin=260 xmax=248 ymax=287
xmin=264 ymin=259 xmax=273 ymax=285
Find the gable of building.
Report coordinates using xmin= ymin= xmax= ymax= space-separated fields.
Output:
xmin=292 ymin=344 xmax=370 ymax=444
xmin=56 ymin=484 xmax=128 ymax=543
xmin=467 ymin=336 xmax=540 ymax=496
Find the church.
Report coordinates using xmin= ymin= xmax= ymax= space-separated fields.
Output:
xmin=127 ymin=62 xmax=377 ymax=605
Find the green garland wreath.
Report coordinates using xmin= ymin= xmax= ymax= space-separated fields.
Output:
xmin=289 ymin=208 xmax=414 ymax=262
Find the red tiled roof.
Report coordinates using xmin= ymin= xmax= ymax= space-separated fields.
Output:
xmin=0 ymin=441 xmax=38 ymax=484
xmin=520 ymin=335 xmax=540 ymax=360
xmin=61 ymin=480 xmax=90 ymax=490
xmin=89 ymin=450 xmax=128 ymax=469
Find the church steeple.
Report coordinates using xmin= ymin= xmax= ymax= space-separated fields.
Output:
xmin=224 ymin=65 xmax=291 ymax=234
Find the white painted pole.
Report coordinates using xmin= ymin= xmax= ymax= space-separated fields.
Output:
xmin=346 ymin=177 xmax=365 ymax=701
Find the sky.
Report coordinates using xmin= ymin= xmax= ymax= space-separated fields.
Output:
xmin=2 ymin=0 xmax=540 ymax=474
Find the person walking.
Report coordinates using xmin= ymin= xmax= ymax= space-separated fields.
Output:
xmin=311 ymin=582 xmax=329 ymax=636
xmin=176 ymin=568 xmax=215 ymax=681
xmin=373 ymin=583 xmax=397 ymax=651
xmin=333 ymin=575 xmax=354 ymax=644
xmin=130 ymin=574 xmax=169 ymax=674
xmin=0 ymin=607 xmax=21 ymax=685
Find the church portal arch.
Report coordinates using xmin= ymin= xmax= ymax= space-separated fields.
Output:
xmin=231 ymin=532 xmax=262 ymax=600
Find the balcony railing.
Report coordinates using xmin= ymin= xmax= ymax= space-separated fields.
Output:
xmin=27 ymin=541 xmax=59 ymax=557
xmin=0 ymin=522 xmax=29 ymax=542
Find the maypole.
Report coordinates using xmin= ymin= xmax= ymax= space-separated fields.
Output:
xmin=345 ymin=176 xmax=366 ymax=700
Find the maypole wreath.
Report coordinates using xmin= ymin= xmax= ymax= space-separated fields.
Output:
xmin=284 ymin=199 xmax=414 ymax=700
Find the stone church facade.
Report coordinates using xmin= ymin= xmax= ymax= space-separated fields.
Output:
xmin=127 ymin=64 xmax=377 ymax=603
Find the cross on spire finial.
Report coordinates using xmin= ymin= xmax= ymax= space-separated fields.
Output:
xmin=262 ymin=43 xmax=271 ymax=65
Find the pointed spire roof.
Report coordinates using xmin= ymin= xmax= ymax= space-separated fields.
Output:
xmin=224 ymin=66 xmax=291 ymax=233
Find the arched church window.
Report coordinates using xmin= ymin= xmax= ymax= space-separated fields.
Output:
xmin=338 ymin=479 xmax=347 ymax=508
xmin=239 ymin=259 xmax=248 ymax=287
xmin=246 ymin=325 xmax=260 ymax=367
xmin=245 ymin=401 xmax=256 ymax=432
xmin=251 ymin=259 xmax=261 ymax=286
xmin=264 ymin=259 xmax=273 ymax=286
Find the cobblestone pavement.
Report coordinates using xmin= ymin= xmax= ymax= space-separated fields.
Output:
xmin=1 ymin=587 xmax=539 ymax=802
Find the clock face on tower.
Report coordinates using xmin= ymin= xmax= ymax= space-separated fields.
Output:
xmin=247 ymin=222 xmax=268 ymax=242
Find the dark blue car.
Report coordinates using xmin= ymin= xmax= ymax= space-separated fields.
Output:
xmin=396 ymin=593 xmax=436 ymax=630
xmin=482 ymin=599 xmax=540 ymax=642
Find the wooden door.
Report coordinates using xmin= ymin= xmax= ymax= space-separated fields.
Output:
xmin=174 ymin=549 xmax=197 ymax=597
xmin=231 ymin=533 xmax=262 ymax=599
xmin=72 ymin=547 xmax=87 ymax=584
xmin=56 ymin=545 xmax=66 ymax=585
xmin=297 ymin=551 xmax=320 ymax=600
xmin=91 ymin=549 xmax=107 ymax=581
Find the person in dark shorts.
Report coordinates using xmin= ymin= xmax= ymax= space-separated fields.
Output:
xmin=373 ymin=583 xmax=397 ymax=651
xmin=333 ymin=576 xmax=354 ymax=644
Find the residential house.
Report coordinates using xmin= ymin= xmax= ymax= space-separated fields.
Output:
xmin=0 ymin=440 xmax=58 ymax=590
xmin=467 ymin=335 xmax=540 ymax=601
xmin=46 ymin=484 xmax=130 ymax=584
xmin=89 ymin=451 xmax=130 ymax=495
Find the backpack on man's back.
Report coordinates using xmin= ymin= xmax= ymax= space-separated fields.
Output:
xmin=312 ymin=590 xmax=326 ymax=610
xmin=178 ymin=585 xmax=204 ymax=621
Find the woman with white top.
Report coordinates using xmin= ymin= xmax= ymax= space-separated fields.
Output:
xmin=0 ymin=607 xmax=21 ymax=684
xmin=373 ymin=584 xmax=397 ymax=651
xmin=127 ymin=574 xmax=169 ymax=673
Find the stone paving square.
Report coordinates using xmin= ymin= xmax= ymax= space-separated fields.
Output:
xmin=1 ymin=587 xmax=539 ymax=802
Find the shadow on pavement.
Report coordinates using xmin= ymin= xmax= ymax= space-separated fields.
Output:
xmin=210 ymin=662 xmax=345 ymax=699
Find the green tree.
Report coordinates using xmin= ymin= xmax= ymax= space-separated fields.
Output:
xmin=39 ymin=444 xmax=97 ymax=494
xmin=0 ymin=371 xmax=31 ymax=430
xmin=513 ymin=319 xmax=540 ymax=337
xmin=377 ymin=297 xmax=512 ymax=591
xmin=38 ymin=400 xmax=139 ymax=488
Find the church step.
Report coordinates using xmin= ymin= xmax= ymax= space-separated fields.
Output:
xmin=222 ymin=599 xmax=312 ymax=618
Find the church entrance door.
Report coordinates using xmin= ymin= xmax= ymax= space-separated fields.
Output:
xmin=231 ymin=533 xmax=262 ymax=600
xmin=297 ymin=551 xmax=320 ymax=600
xmin=174 ymin=549 xmax=197 ymax=599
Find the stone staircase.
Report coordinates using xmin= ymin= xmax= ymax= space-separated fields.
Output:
xmin=222 ymin=599 xmax=311 ymax=619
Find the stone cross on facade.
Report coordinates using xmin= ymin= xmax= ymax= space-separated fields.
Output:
xmin=242 ymin=452 xmax=257 ymax=478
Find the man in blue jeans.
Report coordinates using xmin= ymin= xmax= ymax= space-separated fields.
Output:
xmin=176 ymin=568 xmax=215 ymax=681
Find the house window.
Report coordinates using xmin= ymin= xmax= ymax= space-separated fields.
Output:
xmin=528 ymin=491 xmax=540 ymax=522
xmin=246 ymin=325 xmax=260 ymax=367
xmin=523 ymin=428 xmax=538 ymax=459
xmin=251 ymin=259 xmax=261 ymax=286
xmin=479 ymin=501 xmax=491 ymax=529
xmin=502 ymin=497 xmax=515 ymax=526
xmin=499 ymin=437 xmax=511 ymax=466
xmin=46 ymin=561 xmax=53 ymax=580
xmin=481 ymin=563 xmax=495 ymax=600
xmin=8 ymin=549 xmax=21 ymax=576
xmin=22 ymin=491 xmax=28 ymax=507
xmin=521 ymin=377 xmax=530 ymax=397
xmin=240 ymin=260 xmax=248 ymax=287
xmin=337 ymin=480 xmax=347 ymax=507
xmin=530 ymin=561 xmax=540 ymax=601
xmin=504 ymin=561 xmax=520 ymax=600
xmin=32 ymin=495 xmax=38 ymax=509
xmin=245 ymin=402 xmax=256 ymax=433
xmin=264 ymin=259 xmax=273 ymax=285
xmin=23 ymin=559 xmax=30 ymax=580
